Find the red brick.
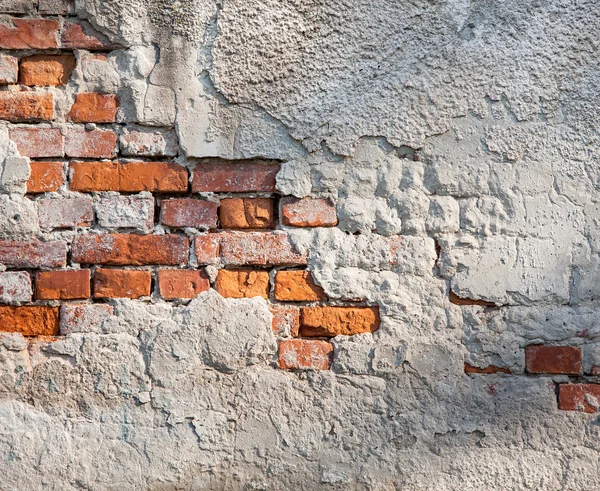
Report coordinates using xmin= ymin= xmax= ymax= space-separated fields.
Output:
xmin=61 ymin=21 xmax=111 ymax=49
xmin=0 ymin=92 xmax=53 ymax=122
xmin=35 ymin=269 xmax=91 ymax=300
xmin=300 ymin=306 xmax=380 ymax=337
xmin=0 ymin=55 xmax=18 ymax=84
xmin=0 ymin=239 xmax=67 ymax=268
xmin=72 ymin=233 xmax=189 ymax=266
xmin=0 ymin=18 xmax=59 ymax=49
xmin=161 ymin=199 xmax=217 ymax=229
xmin=274 ymin=270 xmax=326 ymax=302
xmin=464 ymin=363 xmax=511 ymax=374
xmin=0 ymin=306 xmax=59 ymax=336
xmin=9 ymin=127 xmax=63 ymax=158
xmin=68 ymin=93 xmax=118 ymax=123
xmin=278 ymin=340 xmax=333 ymax=370
xmin=59 ymin=303 xmax=113 ymax=335
xmin=217 ymin=232 xmax=307 ymax=266
xmin=69 ymin=161 xmax=187 ymax=192
xmin=558 ymin=384 xmax=600 ymax=413
xmin=192 ymin=161 xmax=280 ymax=192
xmin=450 ymin=291 xmax=496 ymax=307
xmin=281 ymin=197 xmax=337 ymax=227
xmin=214 ymin=270 xmax=269 ymax=299
xmin=64 ymin=128 xmax=117 ymax=159
xmin=119 ymin=127 xmax=178 ymax=157
xmin=94 ymin=269 xmax=151 ymax=299
xmin=38 ymin=197 xmax=94 ymax=229
xmin=19 ymin=55 xmax=76 ymax=86
xmin=271 ymin=305 xmax=300 ymax=337
xmin=525 ymin=345 xmax=582 ymax=375
xmin=194 ymin=235 xmax=219 ymax=264
xmin=219 ymin=198 xmax=275 ymax=229
xmin=27 ymin=161 xmax=65 ymax=193
xmin=158 ymin=269 xmax=210 ymax=299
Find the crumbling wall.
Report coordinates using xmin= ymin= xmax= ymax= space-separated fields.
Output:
xmin=0 ymin=0 xmax=599 ymax=489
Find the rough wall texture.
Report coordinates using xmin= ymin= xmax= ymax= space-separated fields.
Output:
xmin=0 ymin=0 xmax=599 ymax=489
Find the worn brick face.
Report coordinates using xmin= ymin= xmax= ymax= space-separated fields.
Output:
xmin=38 ymin=197 xmax=94 ymax=229
xmin=161 ymin=199 xmax=218 ymax=229
xmin=0 ymin=18 xmax=59 ymax=49
xmin=281 ymin=197 xmax=338 ymax=227
xmin=558 ymin=384 xmax=600 ymax=413
xmin=93 ymin=269 xmax=152 ymax=299
xmin=194 ymin=235 xmax=220 ymax=264
xmin=215 ymin=270 xmax=270 ymax=299
xmin=35 ymin=270 xmax=91 ymax=300
xmin=278 ymin=340 xmax=333 ymax=370
xmin=0 ymin=271 xmax=32 ymax=304
xmin=72 ymin=233 xmax=189 ymax=266
xmin=95 ymin=195 xmax=154 ymax=232
xmin=68 ymin=93 xmax=118 ymax=123
xmin=19 ymin=55 xmax=76 ymax=86
xmin=27 ymin=161 xmax=65 ymax=193
xmin=0 ymin=92 xmax=53 ymax=122
xmin=300 ymin=306 xmax=380 ymax=337
xmin=0 ymin=55 xmax=18 ymax=84
xmin=274 ymin=270 xmax=326 ymax=302
xmin=59 ymin=303 xmax=113 ymax=335
xmin=192 ymin=161 xmax=280 ymax=192
xmin=61 ymin=21 xmax=110 ymax=49
xmin=0 ymin=306 xmax=59 ymax=336
xmin=217 ymin=232 xmax=307 ymax=266
xmin=220 ymin=198 xmax=275 ymax=229
xmin=0 ymin=239 xmax=67 ymax=268
xmin=271 ymin=305 xmax=300 ymax=337
xmin=119 ymin=127 xmax=178 ymax=157
xmin=525 ymin=345 xmax=582 ymax=375
xmin=158 ymin=269 xmax=210 ymax=299
xmin=64 ymin=128 xmax=118 ymax=159
xmin=9 ymin=127 xmax=63 ymax=158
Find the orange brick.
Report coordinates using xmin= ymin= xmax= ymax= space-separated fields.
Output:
xmin=281 ymin=197 xmax=337 ymax=227
xmin=64 ymin=128 xmax=117 ymax=159
xmin=278 ymin=339 xmax=333 ymax=370
xmin=192 ymin=161 xmax=279 ymax=192
xmin=525 ymin=345 xmax=582 ymax=375
xmin=214 ymin=270 xmax=269 ymax=299
xmin=68 ymin=93 xmax=118 ymax=123
xmin=70 ymin=161 xmax=188 ymax=192
xmin=72 ymin=233 xmax=189 ymax=266
xmin=300 ymin=306 xmax=380 ymax=337
xmin=35 ymin=270 xmax=90 ymax=300
xmin=27 ymin=161 xmax=65 ymax=193
xmin=0 ymin=92 xmax=53 ymax=122
xmin=158 ymin=269 xmax=210 ymax=299
xmin=0 ymin=306 xmax=59 ymax=336
xmin=161 ymin=199 xmax=218 ymax=228
xmin=9 ymin=128 xmax=63 ymax=158
xmin=220 ymin=198 xmax=275 ymax=229
xmin=0 ymin=18 xmax=59 ymax=49
xmin=270 ymin=305 xmax=300 ymax=337
xmin=94 ymin=269 xmax=151 ymax=299
xmin=19 ymin=54 xmax=76 ymax=86
xmin=274 ymin=270 xmax=326 ymax=302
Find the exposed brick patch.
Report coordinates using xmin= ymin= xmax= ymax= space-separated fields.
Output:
xmin=274 ymin=270 xmax=326 ymax=302
xmin=525 ymin=345 xmax=582 ymax=375
xmin=59 ymin=303 xmax=113 ymax=335
xmin=0 ymin=306 xmax=59 ymax=336
xmin=558 ymin=384 xmax=600 ymax=413
xmin=0 ymin=18 xmax=59 ymax=49
xmin=119 ymin=127 xmax=178 ymax=157
xmin=281 ymin=197 xmax=338 ymax=227
xmin=300 ymin=306 xmax=380 ymax=337
xmin=70 ymin=161 xmax=187 ymax=192
xmin=0 ymin=92 xmax=53 ymax=123
xmin=64 ymin=128 xmax=118 ymax=159
xmin=27 ymin=161 xmax=65 ymax=193
xmin=464 ymin=363 xmax=511 ymax=374
xmin=0 ymin=239 xmax=67 ymax=268
xmin=93 ymin=268 xmax=152 ymax=299
xmin=449 ymin=291 xmax=496 ymax=307
xmin=38 ymin=197 xmax=94 ymax=229
xmin=215 ymin=270 xmax=270 ymax=299
xmin=271 ymin=305 xmax=300 ymax=337
xmin=0 ymin=271 xmax=32 ymax=304
xmin=72 ymin=233 xmax=189 ymax=266
xmin=0 ymin=55 xmax=18 ymax=84
xmin=217 ymin=232 xmax=307 ymax=266
xmin=35 ymin=269 xmax=91 ymax=300
xmin=158 ymin=269 xmax=210 ymax=299
xmin=194 ymin=235 xmax=220 ymax=264
xmin=19 ymin=55 xmax=76 ymax=86
xmin=192 ymin=161 xmax=280 ymax=192
xmin=220 ymin=198 xmax=275 ymax=229
xmin=161 ymin=199 xmax=218 ymax=229
xmin=95 ymin=195 xmax=154 ymax=232
xmin=278 ymin=339 xmax=333 ymax=370
xmin=68 ymin=93 xmax=118 ymax=123
xmin=61 ymin=20 xmax=112 ymax=50
xmin=9 ymin=127 xmax=63 ymax=158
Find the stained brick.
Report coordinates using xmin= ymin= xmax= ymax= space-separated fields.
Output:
xmin=0 ymin=271 xmax=32 ymax=304
xmin=218 ymin=232 xmax=307 ymax=266
xmin=9 ymin=127 xmax=63 ymax=158
xmin=220 ymin=198 xmax=275 ymax=229
xmin=0 ymin=239 xmax=67 ymax=268
xmin=38 ymin=197 xmax=94 ymax=229
xmin=558 ymin=384 xmax=600 ymax=413
xmin=64 ymin=128 xmax=117 ymax=159
xmin=19 ymin=55 xmax=76 ymax=86
xmin=300 ymin=306 xmax=380 ymax=337
xmin=281 ymin=197 xmax=337 ymax=227
xmin=59 ymin=303 xmax=113 ymax=335
xmin=27 ymin=161 xmax=65 ymax=193
xmin=161 ymin=199 xmax=217 ymax=229
xmin=0 ymin=18 xmax=59 ymax=49
xmin=158 ymin=269 xmax=210 ymax=299
xmin=0 ymin=55 xmax=18 ymax=84
xmin=194 ymin=235 xmax=219 ymax=264
xmin=278 ymin=339 xmax=333 ymax=370
xmin=192 ymin=161 xmax=280 ymax=193
xmin=214 ymin=270 xmax=269 ymax=299
xmin=35 ymin=269 xmax=91 ymax=300
xmin=93 ymin=268 xmax=151 ymax=299
xmin=61 ymin=21 xmax=111 ymax=49
xmin=271 ymin=305 xmax=300 ymax=337
xmin=0 ymin=306 xmax=59 ymax=336
xmin=525 ymin=345 xmax=582 ymax=375
xmin=0 ymin=0 xmax=35 ymax=13
xmin=68 ymin=93 xmax=118 ymax=123
xmin=38 ymin=0 xmax=75 ymax=14
xmin=119 ymin=127 xmax=178 ymax=157
xmin=72 ymin=233 xmax=189 ymax=266
xmin=0 ymin=92 xmax=53 ymax=122
xmin=95 ymin=195 xmax=154 ymax=232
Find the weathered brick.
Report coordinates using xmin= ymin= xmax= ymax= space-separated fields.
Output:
xmin=0 ymin=92 xmax=53 ymax=122
xmin=220 ymin=232 xmax=306 ymax=266
xmin=19 ymin=55 xmax=76 ymax=86
xmin=281 ymin=197 xmax=338 ymax=227
xmin=300 ymin=306 xmax=380 ymax=337
xmin=93 ymin=268 xmax=151 ymax=299
xmin=35 ymin=269 xmax=91 ymax=300
xmin=158 ymin=269 xmax=210 ymax=299
xmin=0 ymin=271 xmax=31 ymax=304
xmin=558 ymin=384 xmax=600 ymax=413
xmin=68 ymin=93 xmax=118 ymax=123
xmin=61 ymin=20 xmax=111 ymax=49
xmin=0 ymin=239 xmax=67 ymax=268
xmin=0 ymin=0 xmax=35 ymax=13
xmin=38 ymin=197 xmax=94 ymax=229
xmin=215 ymin=270 xmax=269 ymax=299
xmin=95 ymin=195 xmax=154 ymax=232
xmin=59 ymin=303 xmax=113 ymax=335
xmin=220 ymin=198 xmax=275 ymax=229
xmin=38 ymin=0 xmax=75 ymax=14
xmin=278 ymin=340 xmax=333 ymax=370
xmin=64 ymin=128 xmax=117 ymax=159
xmin=0 ymin=55 xmax=17 ymax=84
xmin=449 ymin=291 xmax=496 ymax=307
xmin=9 ymin=127 xmax=63 ymax=158
xmin=27 ymin=161 xmax=65 ymax=193
xmin=72 ymin=233 xmax=189 ymax=266
xmin=525 ymin=345 xmax=582 ymax=375
xmin=271 ymin=305 xmax=300 ymax=337
xmin=464 ymin=363 xmax=511 ymax=374
xmin=192 ymin=161 xmax=280 ymax=192
xmin=119 ymin=127 xmax=178 ymax=157
xmin=194 ymin=235 xmax=219 ymax=264
xmin=274 ymin=270 xmax=326 ymax=302
xmin=0 ymin=306 xmax=59 ymax=336
xmin=0 ymin=18 xmax=59 ymax=49
xmin=70 ymin=161 xmax=187 ymax=192
xmin=161 ymin=199 xmax=217 ymax=229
